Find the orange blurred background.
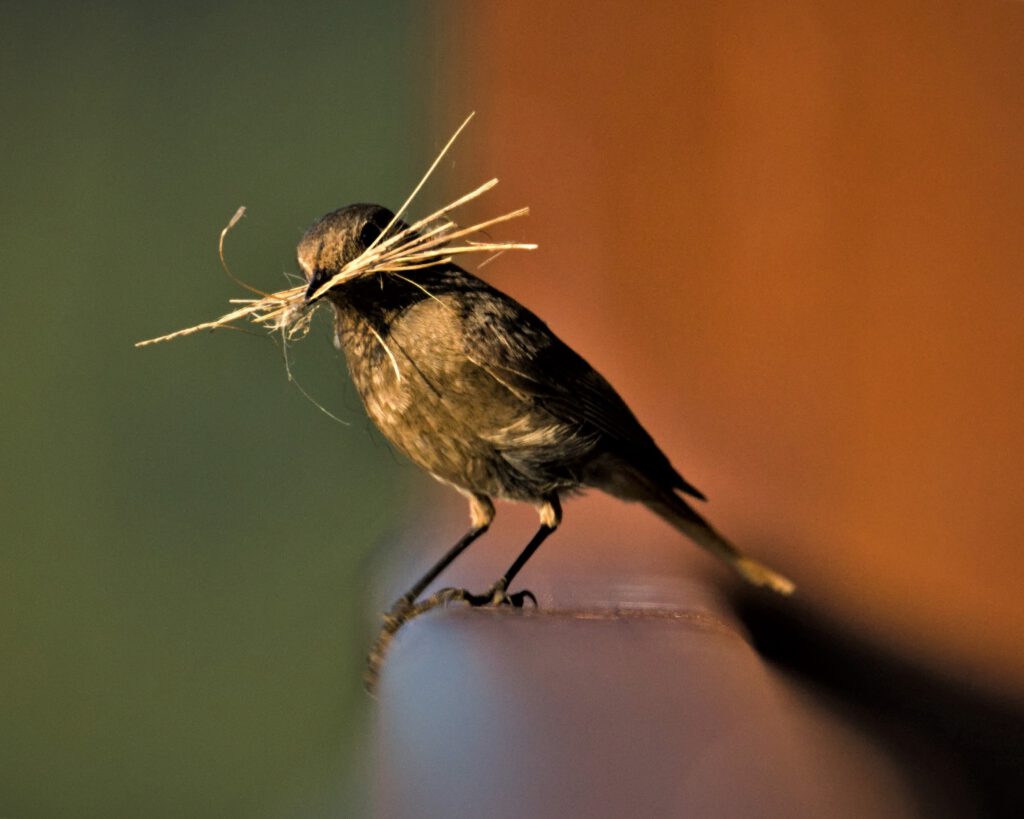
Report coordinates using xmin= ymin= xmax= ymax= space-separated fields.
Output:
xmin=432 ymin=0 xmax=1024 ymax=704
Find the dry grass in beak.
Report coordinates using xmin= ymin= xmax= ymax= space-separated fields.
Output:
xmin=135 ymin=113 xmax=536 ymax=349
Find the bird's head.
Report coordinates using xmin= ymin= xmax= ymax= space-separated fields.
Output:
xmin=297 ymin=203 xmax=398 ymax=302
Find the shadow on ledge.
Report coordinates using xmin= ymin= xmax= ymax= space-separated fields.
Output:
xmin=735 ymin=590 xmax=1024 ymax=819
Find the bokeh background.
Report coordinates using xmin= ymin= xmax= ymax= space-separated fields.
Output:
xmin=445 ymin=0 xmax=1024 ymax=701
xmin=2 ymin=2 xmax=439 ymax=816
xmin=3 ymin=1 xmax=1024 ymax=817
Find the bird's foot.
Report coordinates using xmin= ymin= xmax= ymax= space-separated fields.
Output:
xmin=437 ymin=580 xmax=537 ymax=608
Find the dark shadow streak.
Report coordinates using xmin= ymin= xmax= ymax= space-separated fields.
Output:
xmin=734 ymin=586 xmax=1024 ymax=819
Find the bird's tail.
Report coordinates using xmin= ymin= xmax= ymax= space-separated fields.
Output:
xmin=644 ymin=489 xmax=796 ymax=596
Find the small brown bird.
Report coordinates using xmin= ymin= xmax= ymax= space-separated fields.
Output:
xmin=299 ymin=203 xmax=794 ymax=627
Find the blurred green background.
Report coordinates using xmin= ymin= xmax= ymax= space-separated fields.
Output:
xmin=0 ymin=2 xmax=443 ymax=815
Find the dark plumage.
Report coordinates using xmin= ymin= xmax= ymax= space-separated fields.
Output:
xmin=298 ymin=203 xmax=793 ymax=622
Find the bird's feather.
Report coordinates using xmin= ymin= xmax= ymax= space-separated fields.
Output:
xmin=454 ymin=276 xmax=707 ymax=501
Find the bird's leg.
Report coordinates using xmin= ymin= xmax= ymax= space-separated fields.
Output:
xmin=382 ymin=494 xmax=494 ymax=628
xmin=382 ymin=525 xmax=487 ymax=626
xmin=447 ymin=495 xmax=561 ymax=609
xmin=366 ymin=496 xmax=496 ymax=694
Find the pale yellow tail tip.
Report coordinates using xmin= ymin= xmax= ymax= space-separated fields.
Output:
xmin=735 ymin=557 xmax=796 ymax=596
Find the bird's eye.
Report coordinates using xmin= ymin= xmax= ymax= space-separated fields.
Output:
xmin=359 ymin=210 xmax=392 ymax=249
xmin=362 ymin=216 xmax=385 ymax=247
xmin=359 ymin=222 xmax=380 ymax=248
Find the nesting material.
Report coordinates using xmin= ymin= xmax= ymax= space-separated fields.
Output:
xmin=135 ymin=115 xmax=536 ymax=349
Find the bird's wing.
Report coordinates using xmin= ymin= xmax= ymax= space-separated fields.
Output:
xmin=460 ymin=289 xmax=706 ymax=500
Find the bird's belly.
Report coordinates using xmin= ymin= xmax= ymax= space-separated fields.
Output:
xmin=350 ymin=355 xmax=578 ymax=502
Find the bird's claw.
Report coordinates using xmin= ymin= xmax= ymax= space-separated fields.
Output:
xmin=434 ymin=583 xmax=537 ymax=608
xmin=506 ymin=589 xmax=538 ymax=607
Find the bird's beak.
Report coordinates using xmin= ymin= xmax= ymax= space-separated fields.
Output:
xmin=304 ymin=269 xmax=330 ymax=303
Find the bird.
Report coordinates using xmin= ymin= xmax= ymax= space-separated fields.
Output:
xmin=298 ymin=203 xmax=794 ymax=630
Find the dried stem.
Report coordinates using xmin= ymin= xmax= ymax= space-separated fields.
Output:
xmin=136 ymin=115 xmax=536 ymax=350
